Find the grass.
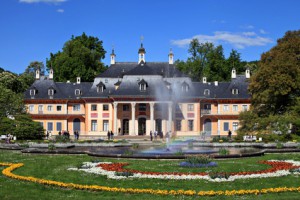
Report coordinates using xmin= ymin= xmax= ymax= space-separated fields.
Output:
xmin=0 ymin=150 xmax=300 ymax=199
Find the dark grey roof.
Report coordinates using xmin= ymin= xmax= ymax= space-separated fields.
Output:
xmin=24 ymin=77 xmax=92 ymax=100
xmin=192 ymin=75 xmax=250 ymax=99
xmin=97 ymin=62 xmax=188 ymax=78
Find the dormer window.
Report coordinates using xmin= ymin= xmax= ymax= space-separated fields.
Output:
xmin=48 ymin=89 xmax=54 ymax=96
xmin=232 ymin=89 xmax=239 ymax=95
xmin=30 ymin=89 xmax=36 ymax=96
xmin=204 ymin=89 xmax=210 ymax=96
xmin=138 ymin=79 xmax=148 ymax=91
xmin=96 ymin=81 xmax=106 ymax=93
xmin=75 ymin=89 xmax=81 ymax=96
xmin=181 ymin=81 xmax=189 ymax=92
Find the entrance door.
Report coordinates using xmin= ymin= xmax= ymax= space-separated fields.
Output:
xmin=73 ymin=118 xmax=81 ymax=131
xmin=155 ymin=119 xmax=162 ymax=133
xmin=122 ymin=119 xmax=129 ymax=135
xmin=204 ymin=118 xmax=212 ymax=136
xmin=138 ymin=118 xmax=146 ymax=135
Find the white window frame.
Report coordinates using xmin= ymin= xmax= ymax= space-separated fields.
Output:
xmin=75 ymin=89 xmax=81 ymax=96
xmin=29 ymin=105 xmax=34 ymax=112
xmin=103 ymin=120 xmax=109 ymax=131
xmin=223 ymin=105 xmax=229 ymax=111
xmin=91 ymin=120 xmax=98 ymax=131
xmin=48 ymin=89 xmax=54 ymax=96
xmin=242 ymin=105 xmax=248 ymax=111
xmin=233 ymin=105 xmax=238 ymax=112
xmin=38 ymin=105 xmax=43 ymax=111
xmin=73 ymin=104 xmax=80 ymax=111
xmin=103 ymin=104 xmax=109 ymax=111
xmin=47 ymin=105 xmax=53 ymax=111
xmin=188 ymin=104 xmax=194 ymax=111
xmin=233 ymin=122 xmax=239 ymax=131
xmin=91 ymin=104 xmax=97 ymax=111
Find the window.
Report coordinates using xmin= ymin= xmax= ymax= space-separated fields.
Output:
xmin=75 ymin=89 xmax=81 ymax=96
xmin=38 ymin=105 xmax=43 ymax=111
xmin=48 ymin=89 xmax=54 ymax=96
xmin=139 ymin=103 xmax=147 ymax=111
xmin=232 ymin=89 xmax=239 ymax=94
xmin=224 ymin=122 xmax=229 ymax=131
xmin=103 ymin=104 xmax=109 ymax=111
xmin=47 ymin=105 xmax=53 ymax=111
xmin=57 ymin=105 xmax=62 ymax=111
xmin=140 ymin=83 xmax=146 ymax=91
xmin=242 ymin=105 xmax=248 ymax=111
xmin=233 ymin=122 xmax=239 ymax=131
xmin=29 ymin=105 xmax=34 ymax=112
xmin=91 ymin=105 xmax=97 ymax=111
xmin=176 ymin=120 xmax=182 ymax=131
xmin=204 ymin=89 xmax=210 ymax=96
xmin=91 ymin=120 xmax=97 ymax=131
xmin=39 ymin=122 xmax=43 ymax=128
xmin=233 ymin=105 xmax=238 ymax=111
xmin=123 ymin=104 xmax=130 ymax=111
xmin=103 ymin=120 xmax=109 ymax=131
xmin=56 ymin=122 xmax=62 ymax=131
xmin=188 ymin=104 xmax=194 ymax=111
xmin=188 ymin=120 xmax=194 ymax=131
xmin=30 ymin=89 xmax=36 ymax=96
xmin=223 ymin=105 xmax=229 ymax=111
xmin=73 ymin=104 xmax=80 ymax=111
xmin=105 ymin=79 xmax=108 ymax=83
xmin=47 ymin=122 xmax=53 ymax=131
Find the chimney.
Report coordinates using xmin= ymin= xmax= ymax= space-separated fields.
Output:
xmin=168 ymin=48 xmax=174 ymax=64
xmin=77 ymin=77 xmax=81 ymax=84
xmin=202 ymin=77 xmax=207 ymax=83
xmin=35 ymin=69 xmax=40 ymax=80
xmin=231 ymin=68 xmax=236 ymax=79
xmin=110 ymin=48 xmax=116 ymax=65
xmin=214 ymin=81 xmax=218 ymax=86
xmin=49 ymin=68 xmax=53 ymax=80
xmin=245 ymin=67 xmax=251 ymax=78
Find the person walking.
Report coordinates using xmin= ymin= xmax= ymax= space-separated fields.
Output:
xmin=110 ymin=131 xmax=114 ymax=140
xmin=150 ymin=131 xmax=153 ymax=141
xmin=107 ymin=131 xmax=111 ymax=140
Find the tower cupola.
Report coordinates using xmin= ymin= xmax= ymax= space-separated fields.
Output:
xmin=138 ymin=36 xmax=146 ymax=63
xmin=168 ymin=48 xmax=174 ymax=64
xmin=110 ymin=48 xmax=116 ymax=65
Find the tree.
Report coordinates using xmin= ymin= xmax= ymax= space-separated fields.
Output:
xmin=14 ymin=114 xmax=44 ymax=140
xmin=46 ymin=33 xmax=107 ymax=82
xmin=0 ymin=72 xmax=24 ymax=94
xmin=0 ymin=85 xmax=24 ymax=119
xmin=25 ymin=61 xmax=45 ymax=76
xmin=249 ymin=30 xmax=300 ymax=116
xmin=175 ymin=39 xmax=248 ymax=82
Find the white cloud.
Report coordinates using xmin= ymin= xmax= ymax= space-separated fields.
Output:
xmin=260 ymin=29 xmax=268 ymax=34
xmin=242 ymin=32 xmax=256 ymax=36
xmin=171 ymin=31 xmax=273 ymax=49
xmin=56 ymin=9 xmax=64 ymax=13
xmin=19 ymin=0 xmax=67 ymax=4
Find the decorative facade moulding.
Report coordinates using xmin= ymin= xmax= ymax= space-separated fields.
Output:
xmin=24 ymin=99 xmax=68 ymax=104
xmin=83 ymin=98 xmax=113 ymax=103
xmin=201 ymin=115 xmax=239 ymax=120
xmin=31 ymin=114 xmax=85 ymax=120
xmin=202 ymin=99 xmax=251 ymax=104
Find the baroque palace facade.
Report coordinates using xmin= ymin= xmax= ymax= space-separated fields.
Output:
xmin=24 ymin=44 xmax=251 ymax=138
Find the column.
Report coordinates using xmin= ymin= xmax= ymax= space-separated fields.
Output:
xmin=167 ymin=102 xmax=173 ymax=132
xmin=113 ymin=102 xmax=118 ymax=135
xmin=150 ymin=102 xmax=155 ymax=133
xmin=131 ymin=102 xmax=136 ymax=135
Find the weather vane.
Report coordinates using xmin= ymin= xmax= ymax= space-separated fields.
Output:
xmin=140 ymin=35 xmax=144 ymax=43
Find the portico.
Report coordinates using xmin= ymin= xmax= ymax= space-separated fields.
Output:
xmin=112 ymin=101 xmax=173 ymax=136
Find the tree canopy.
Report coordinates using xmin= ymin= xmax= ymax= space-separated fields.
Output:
xmin=249 ymin=30 xmax=300 ymax=116
xmin=175 ymin=39 xmax=252 ymax=82
xmin=46 ymin=33 xmax=107 ymax=82
xmin=238 ymin=30 xmax=300 ymax=139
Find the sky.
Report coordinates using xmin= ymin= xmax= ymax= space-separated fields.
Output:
xmin=0 ymin=0 xmax=299 ymax=74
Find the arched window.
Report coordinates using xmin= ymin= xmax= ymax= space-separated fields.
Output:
xmin=204 ymin=89 xmax=210 ymax=96
xmin=232 ymin=89 xmax=239 ymax=95
xmin=96 ymin=81 xmax=106 ymax=93
xmin=138 ymin=79 xmax=148 ymax=91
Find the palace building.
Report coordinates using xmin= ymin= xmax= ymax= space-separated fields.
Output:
xmin=24 ymin=44 xmax=251 ymax=138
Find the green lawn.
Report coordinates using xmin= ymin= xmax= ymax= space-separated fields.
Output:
xmin=0 ymin=150 xmax=300 ymax=200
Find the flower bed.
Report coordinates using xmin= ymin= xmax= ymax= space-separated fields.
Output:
xmin=1 ymin=161 xmax=300 ymax=197
xmin=68 ymin=160 xmax=300 ymax=182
